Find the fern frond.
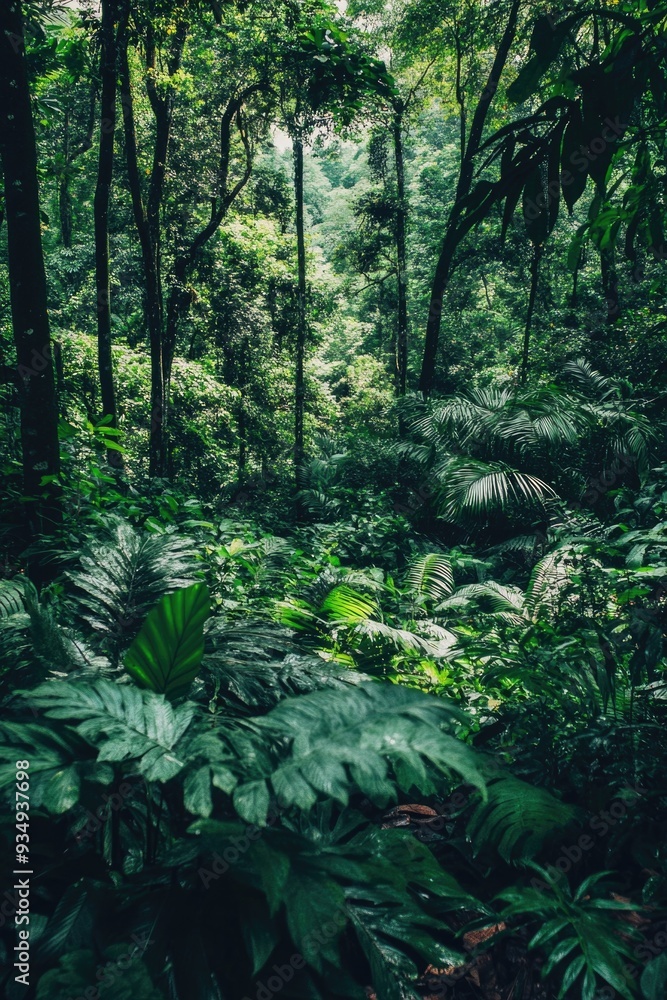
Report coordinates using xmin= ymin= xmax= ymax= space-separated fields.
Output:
xmin=67 ymin=517 xmax=201 ymax=662
xmin=467 ymin=774 xmax=578 ymax=863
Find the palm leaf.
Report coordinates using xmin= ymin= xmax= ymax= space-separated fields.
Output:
xmin=67 ymin=517 xmax=201 ymax=662
xmin=405 ymin=553 xmax=454 ymax=602
xmin=435 ymin=459 xmax=557 ymax=522
xmin=0 ymin=577 xmax=27 ymax=617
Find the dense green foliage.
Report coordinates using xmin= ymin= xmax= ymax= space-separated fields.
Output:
xmin=1 ymin=1 xmax=667 ymax=998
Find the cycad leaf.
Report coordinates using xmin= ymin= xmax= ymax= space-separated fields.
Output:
xmin=124 ymin=583 xmax=210 ymax=699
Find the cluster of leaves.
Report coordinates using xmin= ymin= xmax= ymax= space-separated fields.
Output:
xmin=1 ymin=489 xmax=666 ymax=997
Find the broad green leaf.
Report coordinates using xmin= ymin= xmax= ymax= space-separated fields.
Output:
xmin=124 ymin=582 xmax=210 ymax=699
xmin=641 ymin=953 xmax=667 ymax=1000
xmin=234 ymin=779 xmax=271 ymax=825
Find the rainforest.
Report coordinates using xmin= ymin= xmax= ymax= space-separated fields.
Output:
xmin=1 ymin=1 xmax=667 ymax=998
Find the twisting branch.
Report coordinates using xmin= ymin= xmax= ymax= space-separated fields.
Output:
xmin=163 ymin=82 xmax=266 ymax=390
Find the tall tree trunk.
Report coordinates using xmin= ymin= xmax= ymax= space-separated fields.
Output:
xmin=118 ymin=21 xmax=186 ymax=477
xmin=0 ymin=1 xmax=61 ymax=540
xmin=163 ymin=89 xmax=259 ymax=395
xmin=237 ymin=337 xmax=248 ymax=484
xmin=419 ymin=0 xmax=521 ymax=396
xmin=293 ymin=135 xmax=307 ymax=509
xmin=393 ymin=99 xmax=409 ymax=396
xmin=60 ymin=108 xmax=73 ymax=248
xmin=600 ymin=245 xmax=620 ymax=324
xmin=118 ymin=34 xmax=166 ymax=477
xmin=520 ymin=244 xmax=542 ymax=385
xmin=59 ymin=87 xmax=96 ymax=248
xmin=94 ymin=0 xmax=121 ymax=464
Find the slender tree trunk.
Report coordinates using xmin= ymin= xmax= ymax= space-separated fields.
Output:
xmin=144 ymin=21 xmax=186 ymax=475
xmin=163 ymin=90 xmax=259 ymax=394
xmin=118 ymin=21 xmax=186 ymax=476
xmin=60 ymin=108 xmax=73 ymax=248
xmin=520 ymin=244 xmax=542 ymax=385
xmin=293 ymin=135 xmax=307 ymax=509
xmin=118 ymin=35 xmax=165 ymax=477
xmin=454 ymin=23 xmax=466 ymax=162
xmin=237 ymin=337 xmax=248 ymax=484
xmin=0 ymin=1 xmax=61 ymax=540
xmin=60 ymin=87 xmax=96 ymax=248
xmin=570 ymin=247 xmax=582 ymax=307
xmin=94 ymin=0 xmax=121 ymax=464
xmin=393 ymin=99 xmax=409 ymax=396
xmin=419 ymin=0 xmax=521 ymax=395
xmin=600 ymin=245 xmax=620 ymax=323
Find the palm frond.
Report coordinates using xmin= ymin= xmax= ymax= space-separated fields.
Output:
xmin=321 ymin=584 xmax=380 ymax=622
xmin=206 ymin=617 xmax=295 ymax=663
xmin=438 ymin=581 xmax=525 ymax=624
xmin=434 ymin=459 xmax=557 ymax=523
xmin=353 ymin=617 xmax=457 ymax=657
xmin=204 ymin=652 xmax=370 ymax=714
xmin=524 ymin=550 xmax=570 ymax=618
xmin=0 ymin=577 xmax=27 ymax=617
xmin=562 ymin=358 xmax=615 ymax=399
xmin=404 ymin=553 xmax=454 ymax=602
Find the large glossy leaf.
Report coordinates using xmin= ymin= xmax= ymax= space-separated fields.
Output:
xmin=241 ymin=683 xmax=484 ymax=825
xmin=641 ymin=953 xmax=667 ymax=1000
xmin=124 ymin=583 xmax=210 ymax=699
